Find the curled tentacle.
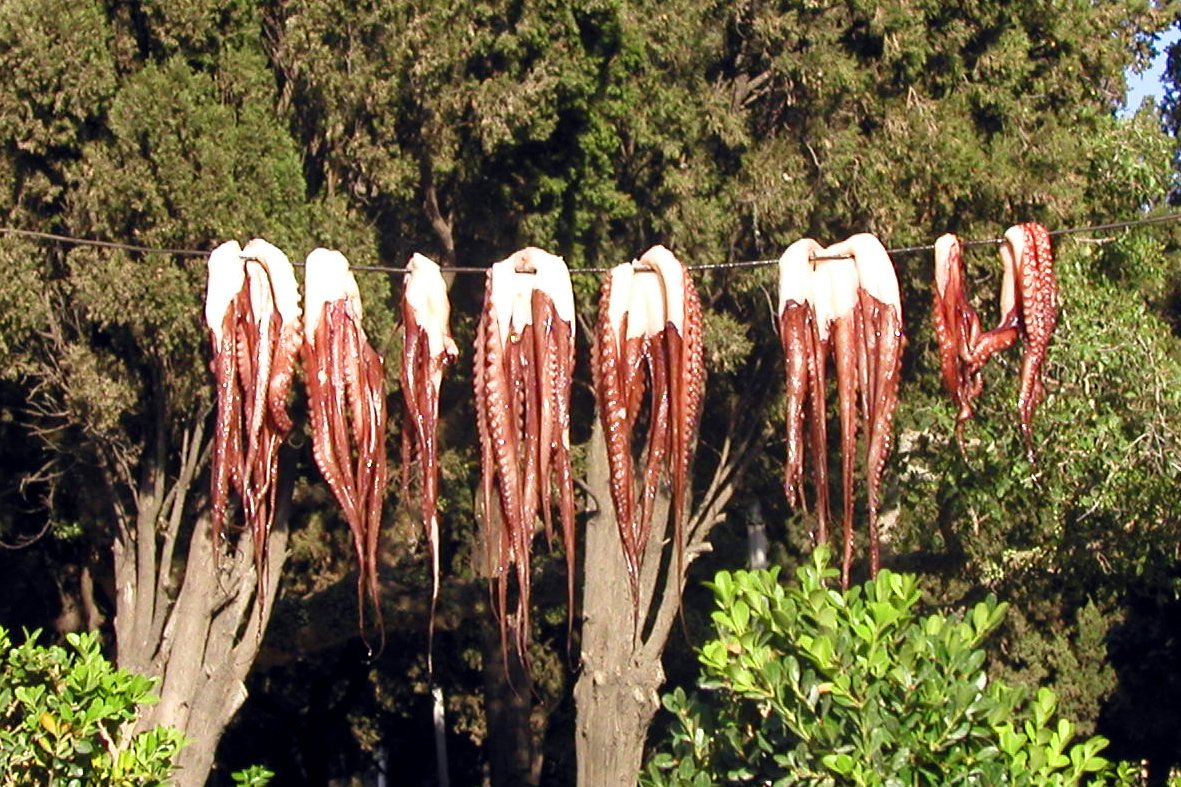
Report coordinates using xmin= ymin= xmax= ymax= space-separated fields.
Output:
xmin=244 ymin=239 xmax=302 ymax=434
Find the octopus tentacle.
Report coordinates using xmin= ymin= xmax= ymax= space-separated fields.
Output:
xmin=594 ymin=265 xmax=641 ymax=601
xmin=205 ymin=239 xmax=300 ymax=611
xmin=205 ymin=242 xmax=247 ymax=551
xmin=400 ymin=253 xmax=456 ymax=667
xmin=530 ymin=255 xmax=578 ymax=640
xmin=812 ymin=255 xmax=860 ymax=584
xmin=628 ymin=269 xmax=667 ymax=578
xmin=779 ymin=234 xmax=904 ymax=585
xmin=1015 ymin=223 xmax=1058 ymax=460
xmin=476 ymin=260 xmax=529 ymax=666
xmin=843 ymin=234 xmax=904 ymax=578
xmin=777 ymin=239 xmax=822 ymax=512
xmin=804 ymin=314 xmax=830 ymax=544
xmin=638 ymin=246 xmax=703 ymax=596
xmin=304 ymin=248 xmax=388 ymax=642
xmin=244 ymin=239 xmax=301 ymax=434
xmin=637 ymin=336 xmax=670 ymax=571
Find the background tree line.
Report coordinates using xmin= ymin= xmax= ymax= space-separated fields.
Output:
xmin=1 ymin=0 xmax=1180 ymax=784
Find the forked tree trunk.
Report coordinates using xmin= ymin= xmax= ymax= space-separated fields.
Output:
xmin=113 ymin=416 xmax=292 ymax=787
xmin=574 ymin=413 xmax=761 ymax=787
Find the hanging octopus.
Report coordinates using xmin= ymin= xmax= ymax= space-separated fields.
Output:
xmin=832 ymin=234 xmax=904 ymax=580
xmin=932 ymin=233 xmax=985 ymax=439
xmin=400 ymin=253 xmax=458 ymax=660
xmin=932 ymin=223 xmax=1058 ymax=458
xmin=204 ymin=238 xmax=299 ymax=603
xmin=777 ymin=234 xmax=903 ymax=588
xmin=241 ymin=239 xmax=301 ymax=592
xmin=302 ymin=248 xmax=389 ymax=642
xmin=591 ymin=245 xmax=704 ymax=612
xmin=206 ymin=240 xmax=247 ymax=550
xmin=473 ymin=247 xmax=577 ymax=665
xmin=778 ymin=239 xmax=830 ymax=543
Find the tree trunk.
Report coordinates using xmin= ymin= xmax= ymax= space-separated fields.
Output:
xmin=574 ymin=383 xmax=770 ymax=786
xmin=574 ymin=422 xmax=668 ymax=786
xmin=114 ymin=420 xmax=292 ymax=787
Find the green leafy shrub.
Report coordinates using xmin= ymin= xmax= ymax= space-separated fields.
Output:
xmin=231 ymin=764 xmax=275 ymax=786
xmin=0 ymin=627 xmax=185 ymax=786
xmin=644 ymin=547 xmax=1137 ymax=786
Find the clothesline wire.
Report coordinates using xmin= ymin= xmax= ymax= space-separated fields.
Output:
xmin=3 ymin=210 xmax=1181 ymax=275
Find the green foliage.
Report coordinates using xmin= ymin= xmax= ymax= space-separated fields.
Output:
xmin=0 ymin=627 xmax=185 ymax=786
xmin=644 ymin=547 xmax=1135 ymax=786
xmin=230 ymin=764 xmax=275 ymax=786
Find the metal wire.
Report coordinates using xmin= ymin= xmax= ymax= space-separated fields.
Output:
xmin=4 ymin=211 xmax=1181 ymax=275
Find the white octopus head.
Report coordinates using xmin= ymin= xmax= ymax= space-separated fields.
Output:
xmin=205 ymin=240 xmax=245 ymax=344
xmin=304 ymin=247 xmax=354 ymax=344
xmin=243 ymin=238 xmax=301 ymax=327
xmin=405 ymin=253 xmax=457 ymax=358
xmin=778 ymin=238 xmax=823 ymax=316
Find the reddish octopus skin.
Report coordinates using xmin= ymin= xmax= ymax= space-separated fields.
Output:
xmin=809 ymin=254 xmax=861 ymax=588
xmin=475 ymin=277 xmax=526 ymax=636
xmin=931 ymin=224 xmax=1057 ymax=458
xmin=592 ymin=268 xmax=641 ymax=601
xmin=837 ymin=234 xmax=903 ymax=580
xmin=933 ymin=234 xmax=985 ymax=436
xmin=674 ymin=270 xmax=706 ymax=548
xmin=779 ymin=305 xmax=811 ymax=509
xmin=399 ymin=254 xmax=457 ymax=665
xmin=777 ymin=235 xmax=903 ymax=587
xmin=777 ymin=239 xmax=830 ymax=544
xmin=209 ymin=290 xmax=249 ymax=550
xmin=635 ymin=246 xmax=703 ymax=597
xmin=531 ymin=288 xmax=577 ymax=634
xmin=474 ymin=249 xmax=577 ymax=667
xmin=592 ymin=248 xmax=702 ymax=614
xmin=205 ymin=239 xmax=300 ymax=612
xmin=1014 ymin=223 xmax=1058 ymax=459
xmin=303 ymin=249 xmax=389 ymax=644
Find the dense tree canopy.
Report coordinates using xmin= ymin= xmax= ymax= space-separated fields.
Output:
xmin=1 ymin=0 xmax=1180 ymax=784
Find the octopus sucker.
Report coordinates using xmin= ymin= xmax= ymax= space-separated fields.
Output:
xmin=1014 ymin=223 xmax=1058 ymax=459
xmin=593 ymin=266 xmax=641 ymax=598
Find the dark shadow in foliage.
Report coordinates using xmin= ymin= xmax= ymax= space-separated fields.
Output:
xmin=1101 ymin=567 xmax=1181 ymax=787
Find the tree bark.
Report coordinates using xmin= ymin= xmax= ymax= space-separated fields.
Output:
xmin=113 ymin=417 xmax=292 ymax=787
xmin=574 ymin=370 xmax=772 ymax=786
